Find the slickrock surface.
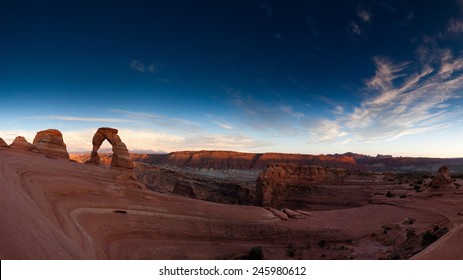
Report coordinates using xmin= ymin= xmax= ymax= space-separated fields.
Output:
xmin=2 ymin=147 xmax=463 ymax=259
xmin=33 ymin=129 xmax=69 ymax=159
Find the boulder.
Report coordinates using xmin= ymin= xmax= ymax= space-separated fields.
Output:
xmin=430 ymin=165 xmax=453 ymax=188
xmin=86 ymin=127 xmax=133 ymax=169
xmin=33 ymin=129 xmax=69 ymax=159
xmin=267 ymin=207 xmax=288 ymax=220
xmin=282 ymin=208 xmax=305 ymax=219
xmin=9 ymin=136 xmax=40 ymax=153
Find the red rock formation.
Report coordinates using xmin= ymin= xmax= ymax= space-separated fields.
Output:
xmin=0 ymin=137 xmax=8 ymax=148
xmin=133 ymin=151 xmax=358 ymax=170
xmin=430 ymin=165 xmax=453 ymax=188
xmin=86 ymin=127 xmax=133 ymax=169
xmin=9 ymin=136 xmax=40 ymax=153
xmin=255 ymin=164 xmax=327 ymax=208
xmin=255 ymin=163 xmax=368 ymax=210
xmin=33 ymin=129 xmax=69 ymax=159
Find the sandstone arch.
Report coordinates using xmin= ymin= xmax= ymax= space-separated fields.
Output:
xmin=86 ymin=127 xmax=133 ymax=169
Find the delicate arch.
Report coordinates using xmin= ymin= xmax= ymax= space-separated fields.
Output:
xmin=86 ymin=127 xmax=133 ymax=169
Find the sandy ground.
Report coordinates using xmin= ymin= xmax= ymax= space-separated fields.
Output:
xmin=1 ymin=148 xmax=462 ymax=259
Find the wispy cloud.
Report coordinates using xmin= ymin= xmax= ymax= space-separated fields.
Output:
xmin=109 ymin=109 xmax=200 ymax=131
xmin=45 ymin=116 xmax=137 ymax=123
xmin=280 ymin=105 xmax=305 ymax=119
xmin=129 ymin=60 xmax=158 ymax=73
xmin=259 ymin=2 xmax=273 ymax=18
xmin=309 ymin=47 xmax=463 ymax=143
xmin=447 ymin=18 xmax=463 ymax=33
xmin=357 ymin=9 xmax=371 ymax=22
xmin=229 ymin=89 xmax=301 ymax=135
xmin=309 ymin=119 xmax=347 ymax=142
xmin=213 ymin=122 xmax=233 ymax=130
xmin=349 ymin=21 xmax=362 ymax=35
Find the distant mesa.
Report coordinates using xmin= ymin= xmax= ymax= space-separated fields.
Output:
xmin=86 ymin=127 xmax=134 ymax=169
xmin=9 ymin=136 xmax=40 ymax=153
xmin=33 ymin=129 xmax=69 ymax=159
xmin=430 ymin=165 xmax=453 ymax=188
xmin=0 ymin=137 xmax=8 ymax=148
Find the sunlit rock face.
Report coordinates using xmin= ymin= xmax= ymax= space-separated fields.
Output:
xmin=86 ymin=127 xmax=133 ymax=169
xmin=9 ymin=136 xmax=40 ymax=153
xmin=33 ymin=129 xmax=69 ymax=159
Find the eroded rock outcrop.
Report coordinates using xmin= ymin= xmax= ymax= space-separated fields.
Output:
xmin=86 ymin=127 xmax=133 ymax=169
xmin=33 ymin=129 xmax=69 ymax=159
xmin=255 ymin=164 xmax=327 ymax=208
xmin=9 ymin=136 xmax=40 ymax=153
xmin=430 ymin=165 xmax=453 ymax=188
xmin=255 ymin=163 xmax=368 ymax=210
xmin=0 ymin=138 xmax=8 ymax=148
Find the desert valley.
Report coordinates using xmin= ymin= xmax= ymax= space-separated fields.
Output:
xmin=1 ymin=127 xmax=462 ymax=260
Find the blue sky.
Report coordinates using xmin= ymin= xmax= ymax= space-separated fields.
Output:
xmin=1 ymin=0 xmax=463 ymax=157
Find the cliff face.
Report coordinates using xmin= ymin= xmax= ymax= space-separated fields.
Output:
xmin=255 ymin=163 xmax=368 ymax=210
xmin=129 ymin=151 xmax=463 ymax=173
xmin=135 ymin=163 xmax=255 ymax=205
xmin=131 ymin=151 xmax=358 ymax=170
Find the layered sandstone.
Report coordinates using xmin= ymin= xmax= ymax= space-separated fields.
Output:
xmin=132 ymin=151 xmax=358 ymax=170
xmin=9 ymin=136 xmax=40 ymax=153
xmin=86 ymin=127 xmax=133 ymax=169
xmin=33 ymin=129 xmax=69 ymax=159
xmin=255 ymin=164 xmax=327 ymax=208
xmin=135 ymin=163 xmax=254 ymax=205
xmin=255 ymin=163 xmax=368 ymax=210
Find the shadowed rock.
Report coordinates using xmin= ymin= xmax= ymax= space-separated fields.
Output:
xmin=430 ymin=165 xmax=452 ymax=188
xmin=255 ymin=164 xmax=327 ymax=208
xmin=9 ymin=136 xmax=40 ymax=153
xmin=0 ymin=137 xmax=8 ymax=148
xmin=33 ymin=129 xmax=69 ymax=159
xmin=255 ymin=163 xmax=367 ymax=210
xmin=86 ymin=127 xmax=133 ymax=169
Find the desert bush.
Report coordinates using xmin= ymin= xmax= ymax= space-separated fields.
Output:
xmin=318 ymin=240 xmax=327 ymax=248
xmin=286 ymin=244 xmax=296 ymax=257
xmin=421 ymin=231 xmax=438 ymax=247
xmin=386 ymin=191 xmax=394 ymax=198
xmin=248 ymin=246 xmax=264 ymax=260
xmin=406 ymin=229 xmax=416 ymax=240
